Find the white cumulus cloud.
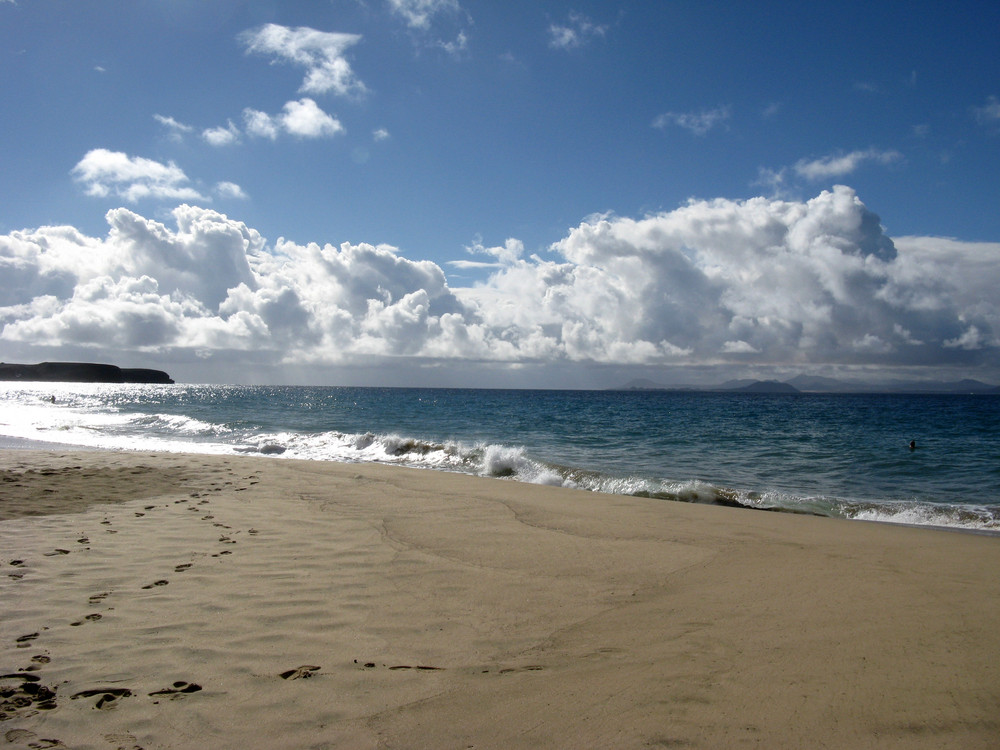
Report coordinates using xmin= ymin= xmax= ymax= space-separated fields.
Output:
xmin=215 ymin=182 xmax=248 ymax=200
xmin=240 ymin=23 xmax=366 ymax=97
xmin=794 ymin=148 xmax=902 ymax=180
xmin=722 ymin=340 xmax=760 ymax=354
xmin=243 ymin=108 xmax=280 ymax=140
xmin=202 ymin=120 xmax=241 ymax=147
xmin=944 ymin=326 xmax=985 ymax=350
xmin=280 ymin=98 xmax=344 ymax=138
xmin=243 ymin=99 xmax=343 ymax=140
xmin=71 ymin=149 xmax=207 ymax=203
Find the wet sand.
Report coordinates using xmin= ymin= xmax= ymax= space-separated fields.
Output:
xmin=2 ymin=449 xmax=999 ymax=749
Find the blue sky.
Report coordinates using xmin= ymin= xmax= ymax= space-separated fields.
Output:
xmin=2 ymin=0 xmax=999 ymax=387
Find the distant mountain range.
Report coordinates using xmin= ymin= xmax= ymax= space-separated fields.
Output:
xmin=617 ymin=375 xmax=1000 ymax=394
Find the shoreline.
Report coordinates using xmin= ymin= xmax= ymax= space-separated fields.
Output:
xmin=0 ymin=435 xmax=102 ymax=452
xmin=2 ymin=450 xmax=999 ymax=748
xmin=3 ymin=434 xmax=997 ymax=537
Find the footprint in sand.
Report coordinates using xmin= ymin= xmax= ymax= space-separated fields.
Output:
xmin=140 ymin=580 xmax=169 ymax=590
xmin=497 ymin=665 xmax=545 ymax=674
xmin=280 ymin=665 xmax=321 ymax=680
xmin=354 ymin=661 xmax=444 ymax=672
xmin=69 ymin=614 xmax=102 ymax=627
xmin=43 ymin=549 xmax=70 ymax=557
xmin=0 ymin=672 xmax=58 ymax=715
xmin=149 ymin=681 xmax=202 ymax=696
xmin=103 ymin=731 xmax=141 ymax=747
xmin=15 ymin=632 xmax=40 ymax=647
xmin=174 ymin=563 xmax=192 ymax=572
xmin=8 ymin=561 xmax=26 ymax=580
xmin=71 ymin=687 xmax=132 ymax=710
xmin=3 ymin=729 xmax=36 ymax=743
xmin=4 ymin=733 xmax=67 ymax=749
xmin=3 ymin=729 xmax=42 ymax=744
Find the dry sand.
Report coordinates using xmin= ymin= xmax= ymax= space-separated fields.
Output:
xmin=1 ymin=449 xmax=998 ymax=749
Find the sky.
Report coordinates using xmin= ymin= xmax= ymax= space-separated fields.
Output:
xmin=1 ymin=0 xmax=999 ymax=388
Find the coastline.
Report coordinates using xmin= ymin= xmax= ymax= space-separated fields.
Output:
xmin=2 ymin=449 xmax=999 ymax=748
xmin=3 ymin=385 xmax=998 ymax=532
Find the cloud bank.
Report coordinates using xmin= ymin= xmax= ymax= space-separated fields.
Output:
xmin=1 ymin=187 xmax=997 ymax=384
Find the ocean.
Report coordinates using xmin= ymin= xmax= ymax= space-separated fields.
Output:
xmin=2 ymin=382 xmax=998 ymax=533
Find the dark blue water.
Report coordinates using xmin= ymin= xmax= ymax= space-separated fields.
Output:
xmin=3 ymin=383 xmax=998 ymax=531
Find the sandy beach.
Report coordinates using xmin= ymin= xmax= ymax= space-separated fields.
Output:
xmin=2 ymin=449 xmax=998 ymax=749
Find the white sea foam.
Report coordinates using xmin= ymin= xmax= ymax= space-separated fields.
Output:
xmin=478 ymin=444 xmax=569 ymax=486
xmin=481 ymin=444 xmax=530 ymax=477
xmin=846 ymin=502 xmax=999 ymax=533
xmin=143 ymin=413 xmax=220 ymax=433
xmin=667 ymin=480 xmax=726 ymax=503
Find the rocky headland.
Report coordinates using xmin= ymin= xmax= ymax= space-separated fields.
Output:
xmin=0 ymin=362 xmax=174 ymax=384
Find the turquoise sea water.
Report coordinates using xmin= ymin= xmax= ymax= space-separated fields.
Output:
xmin=2 ymin=383 xmax=998 ymax=532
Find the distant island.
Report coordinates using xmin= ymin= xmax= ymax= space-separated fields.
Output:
xmin=616 ymin=375 xmax=1000 ymax=395
xmin=0 ymin=362 xmax=174 ymax=384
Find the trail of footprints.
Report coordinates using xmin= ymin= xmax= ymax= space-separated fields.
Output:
xmin=3 ymin=463 xmax=546 ymax=742
xmin=2 ymin=466 xmax=264 ymax=734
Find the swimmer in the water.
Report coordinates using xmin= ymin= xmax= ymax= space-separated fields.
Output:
xmin=909 ymin=440 xmax=916 ymax=450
